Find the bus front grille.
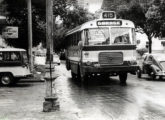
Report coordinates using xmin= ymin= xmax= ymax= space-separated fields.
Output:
xmin=99 ymin=52 xmax=123 ymax=65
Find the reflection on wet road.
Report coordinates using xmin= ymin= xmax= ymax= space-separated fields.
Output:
xmin=56 ymin=64 xmax=165 ymax=120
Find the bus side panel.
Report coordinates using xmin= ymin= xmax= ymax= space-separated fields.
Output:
xmin=70 ymin=61 xmax=79 ymax=74
xmin=66 ymin=46 xmax=81 ymax=73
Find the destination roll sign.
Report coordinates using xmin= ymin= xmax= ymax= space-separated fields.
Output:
xmin=97 ymin=20 xmax=122 ymax=26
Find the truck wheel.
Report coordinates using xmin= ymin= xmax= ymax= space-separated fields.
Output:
xmin=119 ymin=73 xmax=127 ymax=85
xmin=0 ymin=73 xmax=14 ymax=86
xmin=137 ymin=69 xmax=142 ymax=78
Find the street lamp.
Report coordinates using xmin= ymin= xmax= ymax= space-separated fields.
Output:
xmin=27 ymin=0 xmax=33 ymax=72
xmin=43 ymin=0 xmax=59 ymax=112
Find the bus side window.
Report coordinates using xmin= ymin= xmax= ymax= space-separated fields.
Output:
xmin=68 ymin=35 xmax=71 ymax=46
xmin=78 ymin=32 xmax=80 ymax=42
xmin=74 ymin=33 xmax=77 ymax=46
xmin=0 ymin=52 xmax=2 ymax=61
xmin=75 ymin=33 xmax=77 ymax=45
xmin=72 ymin=34 xmax=74 ymax=46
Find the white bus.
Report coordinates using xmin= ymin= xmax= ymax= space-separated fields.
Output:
xmin=0 ymin=48 xmax=32 ymax=86
xmin=64 ymin=11 xmax=138 ymax=84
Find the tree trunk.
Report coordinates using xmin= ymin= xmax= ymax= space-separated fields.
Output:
xmin=148 ymin=36 xmax=152 ymax=53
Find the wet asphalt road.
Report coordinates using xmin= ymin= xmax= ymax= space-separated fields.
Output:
xmin=1 ymin=62 xmax=165 ymax=120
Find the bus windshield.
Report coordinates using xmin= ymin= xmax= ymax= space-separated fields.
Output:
xmin=85 ymin=28 xmax=110 ymax=45
xmin=111 ymin=27 xmax=133 ymax=45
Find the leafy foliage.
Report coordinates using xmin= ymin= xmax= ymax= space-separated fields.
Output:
xmin=117 ymin=4 xmax=146 ymax=28
xmin=117 ymin=0 xmax=165 ymax=53
xmin=2 ymin=0 xmax=46 ymax=49
xmin=53 ymin=1 xmax=94 ymax=51
xmin=2 ymin=0 xmax=93 ymax=51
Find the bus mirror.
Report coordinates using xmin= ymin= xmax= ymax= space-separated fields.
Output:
xmin=78 ymin=41 xmax=83 ymax=49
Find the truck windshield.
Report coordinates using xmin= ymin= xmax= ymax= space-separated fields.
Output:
xmin=85 ymin=28 xmax=110 ymax=46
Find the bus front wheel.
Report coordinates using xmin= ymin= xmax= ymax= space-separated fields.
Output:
xmin=79 ymin=74 xmax=88 ymax=83
xmin=0 ymin=73 xmax=14 ymax=86
xmin=71 ymin=72 xmax=77 ymax=80
xmin=119 ymin=72 xmax=127 ymax=85
xmin=78 ymin=68 xmax=88 ymax=83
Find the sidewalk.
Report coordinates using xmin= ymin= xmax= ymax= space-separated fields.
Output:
xmin=0 ymin=64 xmax=79 ymax=120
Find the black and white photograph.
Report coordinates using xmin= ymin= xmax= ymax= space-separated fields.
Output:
xmin=0 ymin=0 xmax=165 ymax=120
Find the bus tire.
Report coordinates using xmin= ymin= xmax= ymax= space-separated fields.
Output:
xmin=79 ymin=74 xmax=88 ymax=84
xmin=66 ymin=59 xmax=70 ymax=70
xmin=0 ymin=73 xmax=14 ymax=86
xmin=77 ymin=67 xmax=88 ymax=83
xmin=119 ymin=72 xmax=127 ymax=85
xmin=71 ymin=72 xmax=77 ymax=80
xmin=137 ymin=69 xmax=142 ymax=78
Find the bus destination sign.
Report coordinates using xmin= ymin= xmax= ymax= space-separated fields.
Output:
xmin=102 ymin=12 xmax=115 ymax=19
xmin=97 ymin=20 xmax=122 ymax=26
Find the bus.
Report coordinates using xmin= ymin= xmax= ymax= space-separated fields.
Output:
xmin=0 ymin=48 xmax=32 ymax=86
xmin=64 ymin=11 xmax=138 ymax=84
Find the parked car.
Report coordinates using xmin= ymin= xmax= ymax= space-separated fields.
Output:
xmin=137 ymin=53 xmax=165 ymax=80
xmin=0 ymin=48 xmax=32 ymax=86
xmin=53 ymin=54 xmax=60 ymax=65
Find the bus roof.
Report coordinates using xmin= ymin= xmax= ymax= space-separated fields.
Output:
xmin=0 ymin=48 xmax=26 ymax=52
xmin=66 ymin=19 xmax=135 ymax=36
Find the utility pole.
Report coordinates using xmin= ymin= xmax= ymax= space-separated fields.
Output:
xmin=43 ymin=0 xmax=59 ymax=112
xmin=27 ymin=0 xmax=33 ymax=71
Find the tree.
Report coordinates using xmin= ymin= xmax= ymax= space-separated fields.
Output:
xmin=52 ymin=1 xmax=94 ymax=51
xmin=117 ymin=0 xmax=165 ymax=53
xmin=144 ymin=0 xmax=165 ymax=53
xmin=2 ymin=0 xmax=46 ymax=49
xmin=2 ymin=0 xmax=93 ymax=51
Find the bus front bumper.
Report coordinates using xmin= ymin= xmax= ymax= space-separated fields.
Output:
xmin=82 ymin=65 xmax=139 ymax=74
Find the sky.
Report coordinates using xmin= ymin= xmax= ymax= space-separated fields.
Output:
xmin=86 ymin=0 xmax=103 ymax=13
